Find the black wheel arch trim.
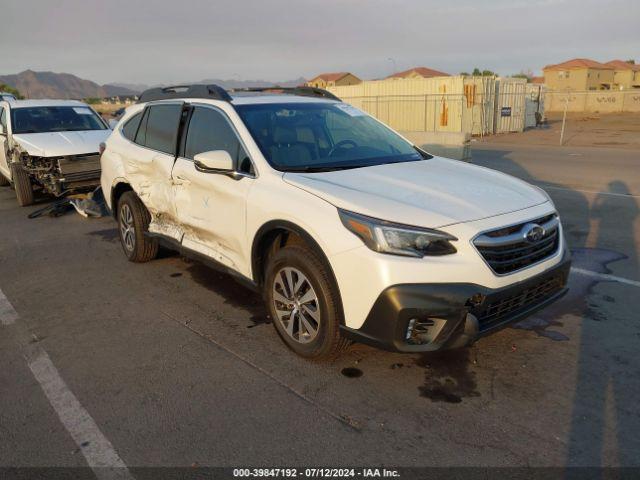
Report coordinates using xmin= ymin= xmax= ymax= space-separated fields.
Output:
xmin=110 ymin=181 xmax=134 ymax=219
xmin=251 ymin=220 xmax=345 ymax=325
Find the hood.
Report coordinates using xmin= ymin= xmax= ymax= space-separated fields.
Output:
xmin=283 ymin=157 xmax=548 ymax=228
xmin=12 ymin=130 xmax=111 ymax=157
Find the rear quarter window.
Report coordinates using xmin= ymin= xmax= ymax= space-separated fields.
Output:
xmin=140 ymin=104 xmax=182 ymax=155
xmin=121 ymin=112 xmax=142 ymax=141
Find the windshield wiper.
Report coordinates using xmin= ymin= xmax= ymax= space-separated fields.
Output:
xmin=286 ymin=164 xmax=373 ymax=173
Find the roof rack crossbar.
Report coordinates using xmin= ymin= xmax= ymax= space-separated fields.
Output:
xmin=230 ymin=86 xmax=341 ymax=102
xmin=137 ymin=84 xmax=341 ymax=104
xmin=137 ymin=84 xmax=232 ymax=103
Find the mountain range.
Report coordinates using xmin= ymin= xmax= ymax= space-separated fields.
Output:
xmin=0 ymin=70 xmax=307 ymax=100
xmin=0 ymin=70 xmax=137 ymax=99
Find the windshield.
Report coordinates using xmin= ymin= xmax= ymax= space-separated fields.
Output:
xmin=10 ymin=106 xmax=107 ymax=134
xmin=235 ymin=102 xmax=428 ymax=172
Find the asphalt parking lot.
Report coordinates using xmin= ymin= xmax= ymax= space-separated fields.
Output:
xmin=1 ymin=142 xmax=639 ymax=473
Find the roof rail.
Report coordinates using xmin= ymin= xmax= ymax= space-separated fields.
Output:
xmin=230 ymin=86 xmax=341 ymax=102
xmin=137 ymin=84 xmax=232 ymax=103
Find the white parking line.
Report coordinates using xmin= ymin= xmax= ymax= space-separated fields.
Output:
xmin=0 ymin=288 xmax=133 ymax=480
xmin=571 ymin=267 xmax=640 ymax=288
xmin=28 ymin=350 xmax=133 ymax=480
xmin=0 ymin=289 xmax=18 ymax=325
xmin=537 ymin=183 xmax=640 ymax=199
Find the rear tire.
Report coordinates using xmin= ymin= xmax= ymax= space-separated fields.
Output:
xmin=265 ymin=244 xmax=349 ymax=360
xmin=117 ymin=191 xmax=158 ymax=263
xmin=11 ymin=163 xmax=34 ymax=206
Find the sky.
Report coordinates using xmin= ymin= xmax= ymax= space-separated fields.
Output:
xmin=1 ymin=0 xmax=638 ymax=85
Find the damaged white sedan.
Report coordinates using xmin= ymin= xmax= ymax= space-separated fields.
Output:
xmin=0 ymin=99 xmax=111 ymax=206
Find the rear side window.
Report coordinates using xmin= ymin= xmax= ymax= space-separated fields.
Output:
xmin=184 ymin=107 xmax=247 ymax=164
xmin=138 ymin=104 xmax=182 ymax=155
xmin=121 ymin=112 xmax=142 ymax=141
xmin=134 ymin=109 xmax=149 ymax=146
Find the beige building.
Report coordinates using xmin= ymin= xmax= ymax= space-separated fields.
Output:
xmin=605 ymin=60 xmax=640 ymax=89
xmin=543 ymin=58 xmax=614 ymax=90
xmin=306 ymin=72 xmax=361 ymax=88
xmin=385 ymin=66 xmax=449 ymax=80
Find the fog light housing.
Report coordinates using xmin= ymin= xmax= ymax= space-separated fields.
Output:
xmin=406 ymin=318 xmax=417 ymax=340
xmin=406 ymin=317 xmax=436 ymax=345
xmin=466 ymin=293 xmax=485 ymax=307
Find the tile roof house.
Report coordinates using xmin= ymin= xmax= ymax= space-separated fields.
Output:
xmin=544 ymin=58 xmax=613 ymax=71
xmin=386 ymin=66 xmax=450 ymax=80
xmin=306 ymin=72 xmax=362 ymax=88
xmin=543 ymin=58 xmax=614 ymax=90
xmin=605 ymin=60 xmax=640 ymax=89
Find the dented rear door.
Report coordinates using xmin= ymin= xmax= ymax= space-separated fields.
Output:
xmin=125 ymin=103 xmax=184 ymax=241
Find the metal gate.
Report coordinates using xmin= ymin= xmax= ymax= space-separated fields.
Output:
xmin=494 ymin=78 xmax=526 ymax=133
xmin=525 ymin=84 xmax=544 ymax=128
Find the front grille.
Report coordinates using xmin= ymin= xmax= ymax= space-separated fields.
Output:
xmin=61 ymin=169 xmax=101 ymax=183
xmin=478 ymin=274 xmax=565 ymax=330
xmin=474 ymin=213 xmax=560 ymax=275
xmin=58 ymin=153 xmax=101 ymax=185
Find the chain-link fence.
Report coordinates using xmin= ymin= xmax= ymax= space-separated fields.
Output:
xmin=323 ymin=77 xmax=551 ymax=136
xmin=337 ymin=91 xmax=535 ymax=136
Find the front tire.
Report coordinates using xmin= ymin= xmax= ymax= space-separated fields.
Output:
xmin=117 ymin=191 xmax=158 ymax=263
xmin=10 ymin=163 xmax=34 ymax=206
xmin=265 ymin=244 xmax=348 ymax=360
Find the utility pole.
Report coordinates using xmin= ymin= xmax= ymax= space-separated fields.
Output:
xmin=387 ymin=58 xmax=397 ymax=75
xmin=559 ymin=94 xmax=569 ymax=146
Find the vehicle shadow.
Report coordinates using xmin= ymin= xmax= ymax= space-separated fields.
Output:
xmin=566 ymin=180 xmax=640 ymax=468
xmin=470 ymin=147 xmax=640 ymax=467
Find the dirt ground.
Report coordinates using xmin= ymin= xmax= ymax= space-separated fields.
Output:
xmin=478 ymin=112 xmax=640 ymax=150
xmin=92 ymin=102 xmax=127 ymax=119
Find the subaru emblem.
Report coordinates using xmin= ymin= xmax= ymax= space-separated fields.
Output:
xmin=524 ymin=223 xmax=545 ymax=243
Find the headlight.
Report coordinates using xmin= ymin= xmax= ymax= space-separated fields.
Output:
xmin=338 ymin=209 xmax=457 ymax=257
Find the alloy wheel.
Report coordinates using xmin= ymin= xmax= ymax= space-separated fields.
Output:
xmin=272 ymin=267 xmax=320 ymax=344
xmin=119 ymin=203 xmax=135 ymax=252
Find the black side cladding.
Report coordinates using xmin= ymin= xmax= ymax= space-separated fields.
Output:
xmin=137 ymin=85 xmax=232 ymax=103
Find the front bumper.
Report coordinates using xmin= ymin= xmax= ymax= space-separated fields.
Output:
xmin=339 ymin=251 xmax=571 ymax=353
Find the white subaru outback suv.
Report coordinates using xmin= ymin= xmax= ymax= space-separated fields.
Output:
xmin=101 ymin=85 xmax=570 ymax=359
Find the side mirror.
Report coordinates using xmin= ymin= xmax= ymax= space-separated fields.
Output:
xmin=193 ymin=150 xmax=234 ymax=173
